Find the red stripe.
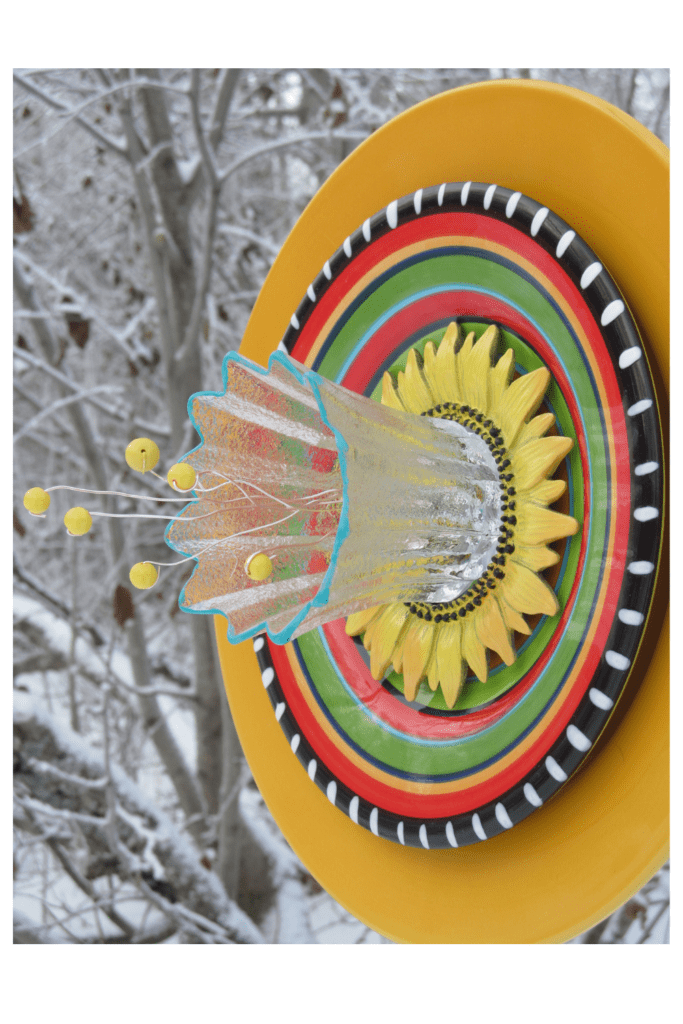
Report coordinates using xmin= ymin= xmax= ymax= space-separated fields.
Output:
xmin=321 ymin=619 xmax=537 ymax=738
xmin=270 ymin=610 xmax=596 ymax=817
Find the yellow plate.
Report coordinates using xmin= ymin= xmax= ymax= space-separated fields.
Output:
xmin=215 ymin=80 xmax=669 ymax=943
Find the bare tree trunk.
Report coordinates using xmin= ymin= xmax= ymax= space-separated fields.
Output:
xmin=216 ymin=689 xmax=244 ymax=900
xmin=192 ymin=617 xmax=223 ymax=815
xmin=136 ymin=69 xmax=203 ymax=450
xmin=624 ymin=68 xmax=639 ymax=117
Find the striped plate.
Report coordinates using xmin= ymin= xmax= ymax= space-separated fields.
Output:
xmin=253 ymin=182 xmax=664 ymax=848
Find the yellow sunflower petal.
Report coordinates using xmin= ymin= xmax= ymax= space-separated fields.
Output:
xmin=514 ymin=411 xmax=555 ymax=447
xmin=524 ymin=478 xmax=566 ymax=506
xmin=461 ymin=615 xmax=487 ymax=682
xmin=511 ymin=545 xmax=560 ymax=572
xmin=428 ymin=322 xmax=462 ymax=403
xmin=502 ymin=561 xmax=559 ymax=617
xmin=398 ymin=347 xmax=433 ymax=414
xmin=460 ymin=324 xmax=499 ymax=414
xmin=392 ymin=631 xmax=407 ymax=674
xmin=511 ymin=435 xmax=574 ymax=492
xmin=366 ymin=604 xmax=411 ymax=679
xmin=489 ymin=348 xmax=515 ymax=410
xmin=402 ymin=619 xmax=436 ymax=701
xmin=345 ymin=605 xmax=385 ymax=636
xmin=422 ymin=339 xmax=437 ymax=373
xmin=452 ymin=330 xmax=475 ymax=406
xmin=435 ymin=620 xmax=467 ymax=708
xmin=493 ymin=366 xmax=550 ymax=448
xmin=381 ymin=371 xmax=406 ymax=411
xmin=459 ymin=330 xmax=474 ymax=357
xmin=474 ymin=593 xmax=516 ymax=666
xmin=516 ymin=505 xmax=579 ymax=546
xmin=425 ymin=645 xmax=439 ymax=691
xmin=496 ymin=594 xmax=532 ymax=635
xmin=441 ymin=321 xmax=461 ymax=349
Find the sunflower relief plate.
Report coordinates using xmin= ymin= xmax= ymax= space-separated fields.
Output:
xmin=251 ymin=182 xmax=664 ymax=849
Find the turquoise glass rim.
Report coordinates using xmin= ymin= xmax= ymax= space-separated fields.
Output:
xmin=164 ymin=349 xmax=351 ymax=646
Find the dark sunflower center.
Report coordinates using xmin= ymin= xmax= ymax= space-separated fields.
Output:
xmin=404 ymin=402 xmax=516 ymax=623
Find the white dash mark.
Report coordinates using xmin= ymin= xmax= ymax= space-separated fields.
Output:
xmin=397 ymin=821 xmax=405 ymax=845
xmin=524 ymin=783 xmax=543 ymax=807
xmin=546 ymin=755 xmax=567 ymax=782
xmin=605 ymin=650 xmax=631 ymax=671
xmin=349 ymin=795 xmax=359 ymax=824
xmin=530 ymin=206 xmax=549 ymax=236
xmin=326 ymin=780 xmax=337 ymax=805
xmin=589 ymin=687 xmax=614 ymax=710
xmin=461 ymin=181 xmax=472 ymax=205
xmin=370 ymin=807 xmax=379 ymax=836
xmin=628 ymin=560 xmax=655 ymax=575
xmin=261 ymin=667 xmax=274 ymax=688
xmin=323 ymin=261 xmax=332 ymax=280
xmin=619 ymin=346 xmax=642 ymax=369
xmin=419 ymin=824 xmax=429 ymax=849
xmin=567 ymin=724 xmax=591 ymax=752
xmin=505 ymin=191 xmax=522 ymax=218
xmin=635 ymin=461 xmax=658 ymax=476
xmin=275 ymin=702 xmax=285 ymax=721
xmin=414 ymin=188 xmax=423 ymax=214
xmin=386 ymin=199 xmax=398 ymax=228
xmin=556 ymin=230 xmax=575 ymax=257
xmin=290 ymin=733 xmax=300 ymax=754
xmin=628 ymin=398 xmax=652 ymax=417
xmin=290 ymin=313 xmax=300 ymax=330
xmin=580 ymin=262 xmax=602 ymax=289
xmin=634 ymin=506 xmax=658 ymax=522
xmin=277 ymin=339 xmax=288 ymax=353
xmin=437 ymin=183 xmax=447 ymax=206
xmin=495 ymin=803 xmax=513 ymax=829
xmin=483 ymin=183 xmax=497 ymax=210
xmin=307 ymin=759 xmax=317 ymax=781
xmin=343 ymin=236 xmax=352 ymax=257
xmin=619 ymin=608 xmax=644 ymax=626
xmin=307 ymin=284 xmax=316 ymax=303
xmin=362 ymin=218 xmax=371 ymax=242
xmin=471 ymin=813 xmax=487 ymax=841
xmin=601 ymin=299 xmax=625 ymax=326
xmin=445 ymin=821 xmax=458 ymax=847
xmin=253 ymin=636 xmax=265 ymax=653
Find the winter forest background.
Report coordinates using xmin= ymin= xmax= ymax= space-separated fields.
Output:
xmin=13 ymin=68 xmax=669 ymax=944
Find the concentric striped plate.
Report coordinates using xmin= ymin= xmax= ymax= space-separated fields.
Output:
xmin=253 ymin=182 xmax=664 ymax=848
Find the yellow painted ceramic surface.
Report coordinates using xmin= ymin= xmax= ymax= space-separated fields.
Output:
xmin=215 ymin=80 xmax=669 ymax=943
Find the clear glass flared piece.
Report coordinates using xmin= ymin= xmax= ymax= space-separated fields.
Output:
xmin=166 ymin=353 xmax=501 ymax=643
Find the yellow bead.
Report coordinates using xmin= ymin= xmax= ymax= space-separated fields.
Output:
xmin=23 ymin=487 xmax=51 ymax=515
xmin=125 ymin=437 xmax=160 ymax=473
xmin=246 ymin=553 xmax=273 ymax=581
xmin=64 ymin=507 xmax=92 ymax=536
xmin=167 ymin=462 xmax=196 ymax=491
xmin=129 ymin=562 xmax=159 ymax=589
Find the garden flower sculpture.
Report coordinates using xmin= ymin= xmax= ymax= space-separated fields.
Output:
xmin=166 ymin=321 xmax=578 ymax=707
xmin=24 ymin=321 xmax=578 ymax=711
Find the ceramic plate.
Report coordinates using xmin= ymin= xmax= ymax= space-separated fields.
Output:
xmin=252 ymin=182 xmax=664 ymax=848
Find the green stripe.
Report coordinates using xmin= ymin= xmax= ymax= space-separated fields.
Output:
xmin=297 ymin=615 xmax=581 ymax=775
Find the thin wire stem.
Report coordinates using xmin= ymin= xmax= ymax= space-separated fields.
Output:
xmin=89 ymin=508 xmax=223 ymax=522
xmin=46 ymin=484 xmax=190 ymax=503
